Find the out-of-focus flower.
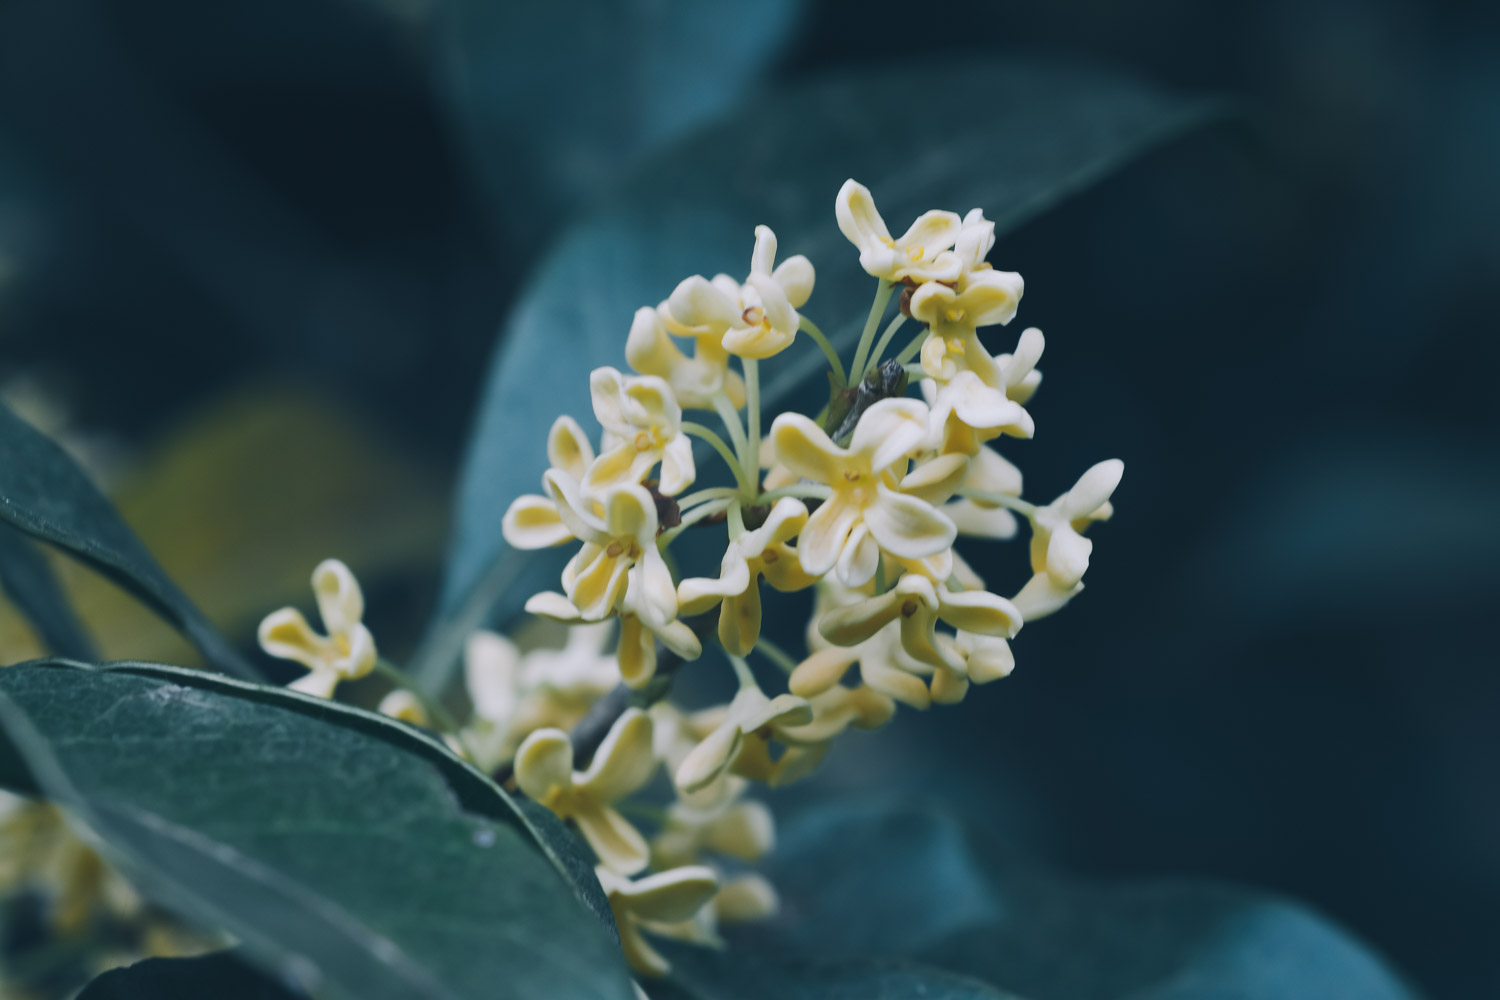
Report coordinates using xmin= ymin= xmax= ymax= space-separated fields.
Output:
xmin=674 ymin=686 xmax=812 ymax=793
xmin=515 ymin=709 xmax=657 ymax=874
xmin=625 ymin=305 xmax=745 ymax=409
xmin=258 ymin=559 xmax=376 ymax=698
xmin=596 ymin=864 xmax=719 ymax=977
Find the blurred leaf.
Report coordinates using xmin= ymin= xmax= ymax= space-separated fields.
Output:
xmin=0 ymin=522 xmax=94 ymax=659
xmin=695 ymin=797 xmax=1416 ymax=1000
xmin=0 ymin=660 xmax=635 ymax=1000
xmin=78 ymin=951 xmax=302 ymax=1000
xmin=0 ymin=403 xmax=256 ymax=677
xmin=436 ymin=0 xmax=802 ymax=248
xmin=0 ymin=385 xmax=448 ymax=669
xmin=419 ymin=60 xmax=1225 ymax=690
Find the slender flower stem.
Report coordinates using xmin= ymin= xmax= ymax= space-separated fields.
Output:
xmin=849 ymin=279 xmax=896 ymax=381
xmin=800 ymin=316 xmax=846 ymax=389
xmin=728 ymin=653 xmax=758 ymax=689
xmin=744 ymin=357 xmax=761 ymax=483
xmin=754 ymin=483 xmax=833 ymax=504
xmin=682 ymin=422 xmax=753 ymax=495
xmin=658 ymin=497 xmax=733 ymax=546
xmin=754 ymin=636 xmax=801 ymax=675
xmin=727 ymin=500 xmax=746 ymax=540
xmin=676 ymin=485 xmax=742 ymax=509
xmin=956 ymin=489 xmax=1039 ymax=518
xmin=371 ymin=658 xmax=466 ymax=743
xmin=893 ymin=326 xmax=931 ymax=366
xmin=903 ymin=363 xmax=927 ymax=378
xmin=711 ymin=392 xmax=753 ymax=490
xmin=863 ymin=313 xmax=909 ymax=379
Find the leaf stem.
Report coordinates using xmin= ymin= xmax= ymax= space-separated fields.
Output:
xmin=863 ymin=313 xmax=909 ymax=379
xmin=799 ymin=316 xmax=846 ymax=389
xmin=682 ymin=422 xmax=753 ymax=495
xmin=892 ymin=326 xmax=931 ymax=366
xmin=754 ymin=483 xmax=833 ymax=504
xmin=754 ymin=636 xmax=801 ymax=675
xmin=849 ymin=279 xmax=896 ymax=382
xmin=956 ymin=489 xmax=1039 ymax=518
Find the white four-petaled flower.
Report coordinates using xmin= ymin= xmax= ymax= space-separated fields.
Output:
xmin=665 ymin=225 xmax=813 ymax=360
xmin=258 ymin=559 xmax=377 ymax=698
xmin=835 ymin=179 xmax=964 ymax=283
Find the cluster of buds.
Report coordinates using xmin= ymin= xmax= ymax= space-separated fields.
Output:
xmin=260 ymin=180 xmax=1122 ymax=980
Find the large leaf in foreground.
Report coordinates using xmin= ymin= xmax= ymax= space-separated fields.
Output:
xmin=671 ymin=798 xmax=1416 ymax=1000
xmin=421 ymin=60 xmax=1225 ymax=689
xmin=0 ymin=661 xmax=634 ymax=1000
xmin=78 ymin=951 xmax=302 ymax=1000
xmin=0 ymin=404 xmax=257 ymax=678
xmin=0 ymin=521 xmax=95 ymax=659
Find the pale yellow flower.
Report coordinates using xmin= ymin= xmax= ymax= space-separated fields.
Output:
xmin=457 ymin=625 xmax=619 ymax=769
xmin=666 ymin=225 xmax=813 ymax=360
xmin=515 ymin=709 xmax=657 ymax=874
xmin=775 ymin=681 xmax=896 ymax=744
xmin=915 ymin=296 xmax=1035 ymax=440
xmin=596 ymin=864 xmax=719 ymax=977
xmin=835 ymin=179 xmax=964 ymax=283
xmin=527 ymin=477 xmax=673 ymax=623
xmin=674 ymin=686 xmax=812 ymax=793
xmin=1012 ymin=458 xmax=1122 ymax=621
xmin=790 ymin=581 xmax=935 ymax=709
xmin=770 ymin=399 xmax=954 ymax=587
xmin=258 ymin=559 xmax=376 ymax=698
xmin=502 ymin=415 xmax=597 ymax=550
xmin=817 ymin=573 xmax=1022 ymax=702
xmin=377 ymin=690 xmax=428 ymax=725
xmin=625 ymin=305 xmax=746 ymax=410
xmin=676 ymin=498 xmax=820 ymax=656
xmin=581 ymin=367 xmax=695 ymax=498
xmin=525 ymin=590 xmax=701 ymax=690
xmin=651 ymin=795 xmax=775 ymax=870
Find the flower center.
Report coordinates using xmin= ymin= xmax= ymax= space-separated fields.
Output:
xmin=900 ymin=600 xmax=919 ymax=618
xmin=945 ymin=335 xmax=966 ymax=355
xmin=906 ymin=244 xmax=925 ymax=261
xmin=741 ymin=305 xmax=765 ymax=327
xmin=760 ymin=548 xmax=780 ymax=564
xmin=944 ymin=307 xmax=966 ymax=324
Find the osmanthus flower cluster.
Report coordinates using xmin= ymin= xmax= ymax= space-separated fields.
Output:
xmin=257 ymin=180 xmax=1123 ymax=982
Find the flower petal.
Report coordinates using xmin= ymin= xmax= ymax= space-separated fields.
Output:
xmin=605 ymin=484 xmax=659 ymax=545
xmin=502 ymin=494 xmax=573 ymax=549
xmin=1061 ymin=459 xmax=1124 ymax=520
xmin=773 ymin=254 xmax=815 ymax=308
xmin=676 ymin=722 xmax=743 ymax=794
xmin=818 ymin=591 xmax=900 ymax=647
xmin=1011 ymin=571 xmax=1083 ymax=621
xmin=834 ymin=179 xmax=892 ymax=255
xmin=938 ymin=588 xmax=1024 ymax=638
xmin=835 ymin=521 xmax=880 ymax=588
xmin=658 ymin=433 xmax=696 ymax=496
xmin=1046 ymin=526 xmax=1094 ymax=588
xmin=678 ymin=547 xmax=752 ymax=616
xmin=667 ymin=275 xmax=738 ymax=334
xmin=616 ymin=865 xmax=720 ymax=923
xmin=575 ymin=805 xmax=650 ymax=876
xmin=900 ymin=452 xmax=970 ymax=506
xmin=464 ymin=630 xmax=520 ymax=722
xmin=749 ymin=224 xmax=778 ymax=277
xmin=864 ymin=486 xmax=956 ymax=559
xmin=258 ymin=608 xmax=330 ymax=673
xmin=959 ymin=269 xmax=1024 ymax=327
xmin=287 ymin=667 xmax=341 ymax=699
xmin=788 ymin=647 xmax=857 ymax=697
xmin=577 ymin=708 xmax=657 ymax=802
xmin=514 ymin=728 xmax=574 ymax=801
xmin=547 ymin=414 xmax=596 ymax=482
xmin=895 ymin=209 xmax=963 ymax=256
xmin=848 ymin=398 xmax=930 ymax=472
xmin=769 ymin=413 xmax=845 ymax=483
xmin=524 ymin=591 xmax=587 ymax=623
xmin=616 ymin=614 xmax=656 ymax=689
xmin=312 ymin=559 xmax=363 ymax=637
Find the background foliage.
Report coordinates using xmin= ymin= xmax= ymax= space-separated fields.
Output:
xmin=0 ymin=0 xmax=1495 ymax=997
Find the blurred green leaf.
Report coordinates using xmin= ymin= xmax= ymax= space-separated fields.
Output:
xmin=0 ymin=522 xmax=95 ymax=659
xmin=654 ymin=953 xmax=1019 ymax=1000
xmin=78 ymin=951 xmax=302 ymax=1000
xmin=0 ymin=660 xmax=635 ymax=1000
xmin=437 ymin=0 xmax=802 ymax=247
xmin=0 ymin=404 xmax=257 ymax=678
xmin=420 ymin=60 xmax=1225 ymax=690
xmin=691 ymin=797 xmax=1417 ymax=1000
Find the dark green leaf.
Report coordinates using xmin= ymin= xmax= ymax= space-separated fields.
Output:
xmin=711 ymin=797 xmax=1416 ymax=1000
xmin=436 ymin=0 xmax=802 ymax=247
xmin=78 ymin=951 xmax=304 ymax=1000
xmin=0 ymin=660 xmax=635 ymax=1000
xmin=419 ymin=60 xmax=1226 ymax=690
xmin=653 ymin=952 xmax=1020 ymax=1000
xmin=0 ymin=521 xmax=95 ymax=660
xmin=0 ymin=404 xmax=258 ymax=679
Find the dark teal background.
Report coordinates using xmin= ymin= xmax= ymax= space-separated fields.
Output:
xmin=0 ymin=1 xmax=1494 ymax=996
